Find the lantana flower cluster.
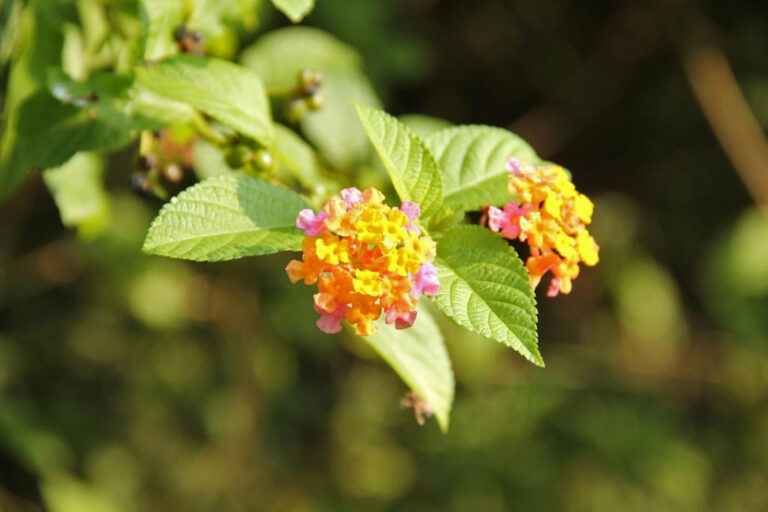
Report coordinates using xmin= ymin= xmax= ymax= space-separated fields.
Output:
xmin=488 ymin=158 xmax=600 ymax=297
xmin=286 ymin=187 xmax=440 ymax=336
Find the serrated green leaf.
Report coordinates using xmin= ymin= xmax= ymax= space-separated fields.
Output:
xmin=143 ymin=175 xmax=309 ymax=261
xmin=426 ymin=125 xmax=541 ymax=212
xmin=433 ymin=225 xmax=542 ymax=366
xmin=364 ymin=305 xmax=454 ymax=432
xmin=270 ymin=0 xmax=315 ymax=22
xmin=140 ymin=0 xmax=183 ymax=61
xmin=240 ymin=27 xmax=379 ymax=168
xmin=355 ymin=104 xmax=443 ymax=218
xmin=43 ymin=152 xmax=110 ymax=236
xmin=136 ymin=54 xmax=274 ymax=145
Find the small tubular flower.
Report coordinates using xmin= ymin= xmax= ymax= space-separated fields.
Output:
xmin=488 ymin=157 xmax=600 ymax=297
xmin=286 ymin=187 xmax=440 ymax=335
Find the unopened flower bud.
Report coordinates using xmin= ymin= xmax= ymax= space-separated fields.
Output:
xmin=162 ymin=163 xmax=184 ymax=183
xmin=285 ymin=98 xmax=308 ymax=122
xmin=307 ymin=93 xmax=325 ymax=110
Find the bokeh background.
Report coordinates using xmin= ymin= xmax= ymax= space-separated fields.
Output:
xmin=3 ymin=0 xmax=768 ymax=510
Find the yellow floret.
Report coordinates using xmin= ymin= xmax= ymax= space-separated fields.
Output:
xmin=353 ymin=269 xmax=382 ymax=296
xmin=574 ymin=194 xmax=594 ymax=224
xmin=577 ymin=230 xmax=599 ymax=266
xmin=544 ymin=193 xmax=563 ymax=220
xmin=316 ymin=236 xmax=341 ymax=265
xmin=553 ymin=231 xmax=575 ymax=260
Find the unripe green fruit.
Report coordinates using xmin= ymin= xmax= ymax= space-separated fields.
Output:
xmin=307 ymin=92 xmax=325 ymax=110
xmin=299 ymin=69 xmax=316 ymax=87
xmin=226 ymin=144 xmax=253 ymax=169
xmin=253 ymin=149 xmax=274 ymax=172
xmin=285 ymin=98 xmax=308 ymax=122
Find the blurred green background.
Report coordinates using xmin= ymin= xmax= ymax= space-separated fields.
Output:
xmin=3 ymin=0 xmax=768 ymax=510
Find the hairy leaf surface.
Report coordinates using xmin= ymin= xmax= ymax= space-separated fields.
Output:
xmin=143 ymin=175 xmax=308 ymax=261
xmin=426 ymin=125 xmax=540 ymax=212
xmin=433 ymin=226 xmax=542 ymax=366
xmin=355 ymin=104 xmax=443 ymax=217
xmin=137 ymin=55 xmax=274 ymax=145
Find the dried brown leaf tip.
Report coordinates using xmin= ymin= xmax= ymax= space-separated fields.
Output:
xmin=401 ymin=391 xmax=434 ymax=426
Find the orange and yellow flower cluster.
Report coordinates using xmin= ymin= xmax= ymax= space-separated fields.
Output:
xmin=488 ymin=158 xmax=599 ymax=297
xmin=286 ymin=187 xmax=440 ymax=336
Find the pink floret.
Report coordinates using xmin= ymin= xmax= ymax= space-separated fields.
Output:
xmin=505 ymin=157 xmax=524 ymax=176
xmin=488 ymin=202 xmax=531 ymax=240
xmin=410 ymin=262 xmax=440 ymax=298
xmin=314 ymin=303 xmax=349 ymax=334
xmin=340 ymin=187 xmax=363 ymax=205
xmin=400 ymin=201 xmax=421 ymax=220
xmin=400 ymin=201 xmax=421 ymax=234
xmin=296 ymin=209 xmax=328 ymax=237
xmin=386 ymin=308 xmax=417 ymax=330
xmin=487 ymin=206 xmax=508 ymax=232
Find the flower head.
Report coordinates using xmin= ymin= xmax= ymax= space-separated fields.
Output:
xmin=286 ymin=187 xmax=440 ymax=335
xmin=487 ymin=158 xmax=599 ymax=297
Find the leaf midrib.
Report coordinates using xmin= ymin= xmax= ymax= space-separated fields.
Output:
xmin=145 ymin=225 xmax=299 ymax=249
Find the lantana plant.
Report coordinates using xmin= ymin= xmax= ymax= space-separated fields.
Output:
xmin=0 ymin=0 xmax=598 ymax=430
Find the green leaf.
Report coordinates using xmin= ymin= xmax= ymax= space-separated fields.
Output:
xmin=136 ymin=54 xmax=274 ymax=146
xmin=240 ymin=27 xmax=360 ymax=89
xmin=399 ymin=114 xmax=452 ymax=139
xmin=140 ymin=0 xmax=183 ymax=61
xmin=127 ymin=88 xmax=200 ymax=127
xmin=273 ymin=123 xmax=334 ymax=194
xmin=433 ymin=225 xmax=542 ymax=366
xmin=187 ymin=0 xmax=261 ymax=37
xmin=364 ymin=305 xmax=454 ymax=432
xmin=0 ymin=0 xmax=22 ymax=65
xmin=43 ymin=152 xmax=110 ymax=237
xmin=0 ymin=71 xmax=158 ymax=196
xmin=1 ymin=90 xmax=145 ymax=196
xmin=240 ymin=27 xmax=379 ymax=168
xmin=355 ymin=103 xmax=443 ymax=218
xmin=143 ymin=175 xmax=309 ymax=261
xmin=270 ymin=0 xmax=315 ymax=22
xmin=425 ymin=125 xmax=541 ymax=212
xmin=0 ymin=2 xmax=64 ymax=198
xmin=192 ymin=139 xmax=234 ymax=181
xmin=302 ymin=71 xmax=380 ymax=169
